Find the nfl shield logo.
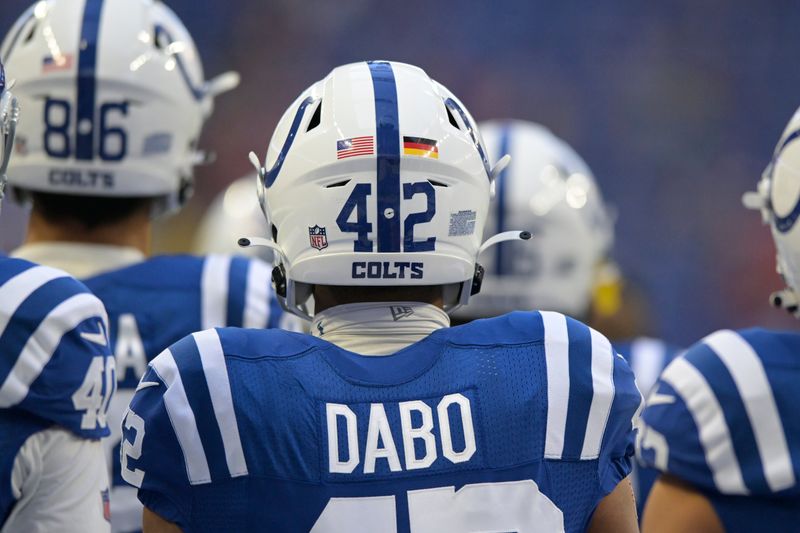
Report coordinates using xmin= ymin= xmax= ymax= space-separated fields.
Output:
xmin=309 ymin=225 xmax=328 ymax=250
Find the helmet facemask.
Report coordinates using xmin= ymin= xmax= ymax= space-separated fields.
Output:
xmin=743 ymin=119 xmax=800 ymax=317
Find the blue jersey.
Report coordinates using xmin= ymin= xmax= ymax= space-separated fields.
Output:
xmin=638 ymin=328 xmax=800 ymax=531
xmin=82 ymin=254 xmax=292 ymax=533
xmin=121 ymin=310 xmax=641 ymax=532
xmin=614 ymin=336 xmax=681 ymax=516
xmin=0 ymin=257 xmax=114 ymax=524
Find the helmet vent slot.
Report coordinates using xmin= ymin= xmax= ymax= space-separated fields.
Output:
xmin=306 ymin=101 xmax=322 ymax=131
xmin=325 ymin=179 xmax=350 ymax=188
xmin=445 ymin=104 xmax=460 ymax=130
xmin=23 ymin=22 xmax=37 ymax=44
xmin=428 ymin=180 xmax=449 ymax=188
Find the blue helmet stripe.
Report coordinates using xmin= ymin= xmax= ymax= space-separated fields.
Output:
xmin=444 ymin=97 xmax=491 ymax=179
xmin=495 ymin=124 xmax=512 ymax=275
xmin=368 ymin=61 xmax=401 ymax=253
xmin=75 ymin=0 xmax=105 ymax=161
xmin=154 ymin=25 xmax=204 ymax=101
xmin=264 ymin=97 xmax=316 ymax=188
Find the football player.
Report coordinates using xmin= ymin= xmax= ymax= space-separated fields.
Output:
xmin=2 ymin=1 xmax=297 ymax=531
xmin=120 ymin=61 xmax=641 ymax=532
xmin=638 ymin=107 xmax=800 ymax=532
xmin=0 ymin=60 xmax=115 ymax=532
xmin=455 ymin=119 xmax=681 ymax=515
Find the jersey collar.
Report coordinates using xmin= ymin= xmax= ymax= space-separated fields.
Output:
xmin=12 ymin=242 xmax=145 ymax=279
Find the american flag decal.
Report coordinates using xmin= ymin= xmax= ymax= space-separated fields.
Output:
xmin=337 ymin=136 xmax=374 ymax=159
xmin=42 ymin=54 xmax=74 ymax=73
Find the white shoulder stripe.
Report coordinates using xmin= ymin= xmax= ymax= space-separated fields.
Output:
xmin=243 ymin=260 xmax=271 ymax=329
xmin=581 ymin=328 xmax=616 ymax=459
xmin=0 ymin=265 xmax=68 ymax=337
xmin=630 ymin=337 xmax=667 ymax=395
xmin=151 ymin=349 xmax=211 ymax=485
xmin=193 ymin=329 xmax=248 ymax=478
xmin=0 ymin=293 xmax=106 ymax=408
xmin=541 ymin=311 xmax=570 ymax=459
xmin=703 ymin=330 xmax=796 ymax=492
xmin=661 ymin=357 xmax=748 ymax=494
xmin=0 ymin=293 xmax=106 ymax=405
xmin=201 ymin=255 xmax=231 ymax=330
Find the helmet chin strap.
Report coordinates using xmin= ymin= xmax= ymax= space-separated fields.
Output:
xmin=238 ymin=236 xmax=286 ymax=264
xmin=238 ymin=236 xmax=315 ymax=319
xmin=478 ymin=230 xmax=531 ymax=256
xmin=237 ymin=231 xmax=534 ymax=318
xmin=451 ymin=230 xmax=533 ymax=310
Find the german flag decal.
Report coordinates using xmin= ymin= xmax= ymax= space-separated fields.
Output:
xmin=403 ymin=136 xmax=439 ymax=159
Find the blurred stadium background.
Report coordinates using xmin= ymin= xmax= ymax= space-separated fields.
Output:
xmin=1 ymin=0 xmax=798 ymax=344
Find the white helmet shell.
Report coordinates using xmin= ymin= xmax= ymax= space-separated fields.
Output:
xmin=247 ymin=61 xmax=521 ymax=318
xmin=744 ymin=107 xmax=800 ymax=315
xmin=2 ymin=0 xmax=238 ymax=212
xmin=461 ymin=120 xmax=614 ymax=319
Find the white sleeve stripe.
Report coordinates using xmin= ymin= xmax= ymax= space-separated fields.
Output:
xmin=151 ymin=350 xmax=211 ymax=485
xmin=541 ymin=311 xmax=569 ymax=459
xmin=630 ymin=337 xmax=667 ymax=395
xmin=703 ymin=330 xmax=796 ymax=492
xmin=243 ymin=260 xmax=271 ymax=329
xmin=201 ymin=255 xmax=231 ymax=330
xmin=0 ymin=293 xmax=105 ymax=408
xmin=0 ymin=265 xmax=68 ymax=337
xmin=193 ymin=329 xmax=248 ymax=478
xmin=661 ymin=357 xmax=748 ymax=494
xmin=580 ymin=329 xmax=616 ymax=459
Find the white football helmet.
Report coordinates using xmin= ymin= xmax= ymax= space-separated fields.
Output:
xmin=458 ymin=120 xmax=615 ymax=319
xmin=194 ymin=174 xmax=273 ymax=261
xmin=1 ymin=0 xmax=238 ymax=213
xmin=744 ymin=106 xmax=800 ymax=316
xmin=245 ymin=61 xmax=525 ymax=319
xmin=0 ymin=59 xmax=20 ymax=213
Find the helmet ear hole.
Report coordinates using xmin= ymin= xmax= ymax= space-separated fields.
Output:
xmin=306 ymin=101 xmax=322 ymax=132
xmin=445 ymin=104 xmax=460 ymax=130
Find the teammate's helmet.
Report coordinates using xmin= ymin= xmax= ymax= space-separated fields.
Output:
xmin=458 ymin=120 xmax=614 ymax=319
xmin=744 ymin=107 xmax=800 ymax=316
xmin=1 ymin=0 xmax=238 ymax=213
xmin=0 ymin=59 xmax=20 ymax=213
xmin=195 ymin=174 xmax=273 ymax=261
xmin=245 ymin=61 xmax=525 ymax=318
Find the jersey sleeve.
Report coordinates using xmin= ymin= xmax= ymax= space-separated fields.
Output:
xmin=0 ymin=269 xmax=114 ymax=440
xmin=121 ymin=328 xmax=248 ymax=529
xmin=639 ymin=329 xmax=798 ymax=497
xmin=597 ymin=336 xmax=643 ymax=496
xmin=538 ymin=312 xmax=642 ymax=498
xmin=200 ymin=254 xmax=291 ymax=330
